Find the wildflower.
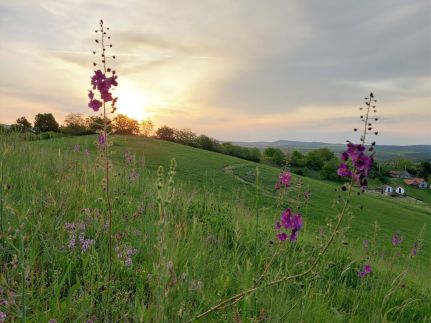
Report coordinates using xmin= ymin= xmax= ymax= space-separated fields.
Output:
xmin=0 ymin=300 xmax=8 ymax=306
xmin=391 ymin=232 xmax=403 ymax=247
xmin=88 ymin=99 xmax=103 ymax=112
xmin=68 ymin=235 xmax=76 ymax=249
xmin=128 ymin=170 xmax=139 ymax=182
xmin=358 ymin=263 xmax=372 ymax=278
xmin=0 ymin=312 xmax=6 ymax=323
xmin=275 ymin=171 xmax=291 ymax=189
xmin=84 ymin=148 xmax=89 ymax=157
xmin=363 ymin=240 xmax=369 ymax=249
xmin=275 ymin=208 xmax=303 ymax=242
xmin=81 ymin=237 xmax=95 ymax=253
xmin=98 ymin=133 xmax=106 ymax=147
xmin=124 ymin=150 xmax=134 ymax=165
xmin=48 ymin=320 xmax=57 ymax=323
xmin=337 ymin=141 xmax=373 ymax=188
xmin=411 ymin=241 xmax=419 ymax=256
xmin=73 ymin=144 xmax=80 ymax=152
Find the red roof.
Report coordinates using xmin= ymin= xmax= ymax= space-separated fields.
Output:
xmin=403 ymin=178 xmax=425 ymax=185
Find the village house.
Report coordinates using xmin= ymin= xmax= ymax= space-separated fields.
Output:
xmin=384 ymin=185 xmax=393 ymax=195
xmin=389 ymin=170 xmax=412 ymax=179
xmin=395 ymin=186 xmax=405 ymax=195
xmin=404 ymin=178 xmax=428 ymax=189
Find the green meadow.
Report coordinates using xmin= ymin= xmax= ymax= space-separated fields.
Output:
xmin=1 ymin=134 xmax=430 ymax=322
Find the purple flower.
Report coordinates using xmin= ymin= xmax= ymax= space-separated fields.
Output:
xmin=275 ymin=208 xmax=303 ymax=242
xmin=98 ymin=133 xmax=106 ymax=147
xmin=88 ymin=99 xmax=102 ymax=112
xmin=337 ymin=163 xmax=352 ymax=177
xmin=0 ymin=300 xmax=8 ymax=306
xmin=337 ymin=141 xmax=374 ymax=188
xmin=124 ymin=151 xmax=134 ymax=165
xmin=73 ymin=144 xmax=80 ymax=152
xmin=391 ymin=233 xmax=403 ymax=247
xmin=128 ymin=170 xmax=139 ymax=182
xmin=0 ymin=312 xmax=6 ymax=323
xmin=411 ymin=241 xmax=419 ymax=256
xmin=125 ymin=257 xmax=132 ymax=267
xmin=275 ymin=171 xmax=292 ymax=189
xmin=358 ymin=263 xmax=372 ymax=278
xmin=81 ymin=238 xmax=95 ymax=253
xmin=68 ymin=235 xmax=76 ymax=249
xmin=48 ymin=320 xmax=58 ymax=323
xmin=84 ymin=148 xmax=89 ymax=157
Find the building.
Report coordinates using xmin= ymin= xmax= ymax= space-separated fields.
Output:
xmin=395 ymin=186 xmax=405 ymax=195
xmin=384 ymin=185 xmax=393 ymax=195
xmin=389 ymin=170 xmax=412 ymax=179
xmin=403 ymin=178 xmax=428 ymax=189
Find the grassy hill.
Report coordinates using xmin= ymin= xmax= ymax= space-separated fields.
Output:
xmin=1 ymin=134 xmax=430 ymax=321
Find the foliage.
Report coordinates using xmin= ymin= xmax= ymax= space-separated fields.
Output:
xmin=34 ymin=113 xmax=59 ymax=133
xmin=140 ymin=118 xmax=154 ymax=137
xmin=156 ymin=125 xmax=176 ymax=141
xmin=16 ymin=116 xmax=32 ymax=131
xmin=112 ymin=114 xmax=140 ymax=135
xmin=263 ymin=147 xmax=285 ymax=166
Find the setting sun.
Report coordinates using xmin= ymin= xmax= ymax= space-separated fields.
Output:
xmin=115 ymin=88 xmax=151 ymax=121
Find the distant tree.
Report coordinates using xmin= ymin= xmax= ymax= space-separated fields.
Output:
xmin=112 ymin=114 xmax=140 ymax=135
xmin=417 ymin=161 xmax=431 ymax=179
xmin=306 ymin=148 xmax=334 ymax=170
xmin=34 ymin=113 xmax=59 ymax=132
xmin=175 ymin=128 xmax=198 ymax=146
xmin=155 ymin=125 xmax=175 ymax=141
xmin=321 ymin=158 xmax=341 ymax=181
xmin=197 ymin=134 xmax=218 ymax=151
xmin=61 ymin=113 xmax=89 ymax=135
xmin=86 ymin=116 xmax=108 ymax=133
xmin=263 ymin=147 xmax=285 ymax=166
xmin=289 ymin=150 xmax=306 ymax=167
xmin=16 ymin=116 xmax=32 ymax=131
xmin=140 ymin=118 xmax=154 ymax=137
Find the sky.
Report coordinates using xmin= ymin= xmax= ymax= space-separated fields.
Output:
xmin=0 ymin=0 xmax=430 ymax=145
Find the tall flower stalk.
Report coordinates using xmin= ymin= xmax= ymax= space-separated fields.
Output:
xmin=187 ymin=93 xmax=378 ymax=322
xmin=87 ymin=19 xmax=118 ymax=282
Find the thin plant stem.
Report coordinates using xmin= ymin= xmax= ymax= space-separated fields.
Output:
xmin=186 ymin=180 xmax=354 ymax=322
xmin=253 ymin=166 xmax=260 ymax=316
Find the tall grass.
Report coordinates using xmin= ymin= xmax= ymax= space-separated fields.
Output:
xmin=0 ymin=132 xmax=430 ymax=321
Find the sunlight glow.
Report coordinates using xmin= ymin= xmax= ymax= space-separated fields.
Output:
xmin=115 ymin=88 xmax=151 ymax=121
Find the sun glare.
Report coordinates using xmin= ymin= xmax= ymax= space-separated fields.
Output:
xmin=115 ymin=88 xmax=151 ymax=121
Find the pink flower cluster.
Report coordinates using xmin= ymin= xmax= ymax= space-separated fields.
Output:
xmin=337 ymin=141 xmax=373 ymax=188
xmin=275 ymin=208 xmax=303 ymax=242
xmin=275 ymin=171 xmax=292 ymax=189
xmin=88 ymin=69 xmax=118 ymax=112
xmin=358 ymin=263 xmax=372 ymax=278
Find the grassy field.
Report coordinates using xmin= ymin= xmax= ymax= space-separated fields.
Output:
xmin=1 ymin=134 xmax=430 ymax=322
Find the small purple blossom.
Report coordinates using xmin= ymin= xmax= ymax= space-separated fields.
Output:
xmin=68 ymin=235 xmax=76 ymax=249
xmin=275 ymin=171 xmax=292 ymax=189
xmin=0 ymin=300 xmax=8 ymax=306
xmin=73 ymin=144 xmax=81 ymax=152
xmin=358 ymin=263 xmax=372 ymax=278
xmin=337 ymin=141 xmax=374 ymax=188
xmin=84 ymin=148 xmax=89 ymax=157
xmin=48 ymin=319 xmax=58 ymax=323
xmin=391 ymin=232 xmax=403 ymax=247
xmin=98 ymin=133 xmax=106 ymax=147
xmin=128 ymin=170 xmax=139 ymax=182
xmin=124 ymin=150 xmax=134 ymax=165
xmin=274 ymin=208 xmax=303 ymax=242
xmin=0 ymin=311 xmax=6 ymax=323
xmin=411 ymin=241 xmax=419 ymax=256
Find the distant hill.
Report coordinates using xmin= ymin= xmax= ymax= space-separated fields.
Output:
xmin=232 ymin=140 xmax=431 ymax=161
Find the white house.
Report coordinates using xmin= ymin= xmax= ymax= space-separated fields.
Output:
xmin=384 ymin=185 xmax=393 ymax=195
xmin=418 ymin=181 xmax=428 ymax=189
xmin=395 ymin=186 xmax=405 ymax=195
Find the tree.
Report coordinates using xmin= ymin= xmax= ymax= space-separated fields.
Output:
xmin=61 ymin=113 xmax=89 ymax=135
xmin=321 ymin=158 xmax=341 ymax=181
xmin=198 ymin=134 xmax=217 ymax=151
xmin=112 ymin=114 xmax=140 ymax=135
xmin=263 ymin=147 xmax=285 ymax=166
xmin=34 ymin=113 xmax=59 ymax=132
xmin=86 ymin=116 xmax=110 ymax=133
xmin=289 ymin=150 xmax=306 ymax=167
xmin=16 ymin=116 xmax=32 ymax=131
xmin=175 ymin=128 xmax=198 ymax=146
xmin=417 ymin=161 xmax=431 ymax=179
xmin=140 ymin=118 xmax=154 ymax=137
xmin=306 ymin=148 xmax=334 ymax=170
xmin=155 ymin=125 xmax=175 ymax=141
